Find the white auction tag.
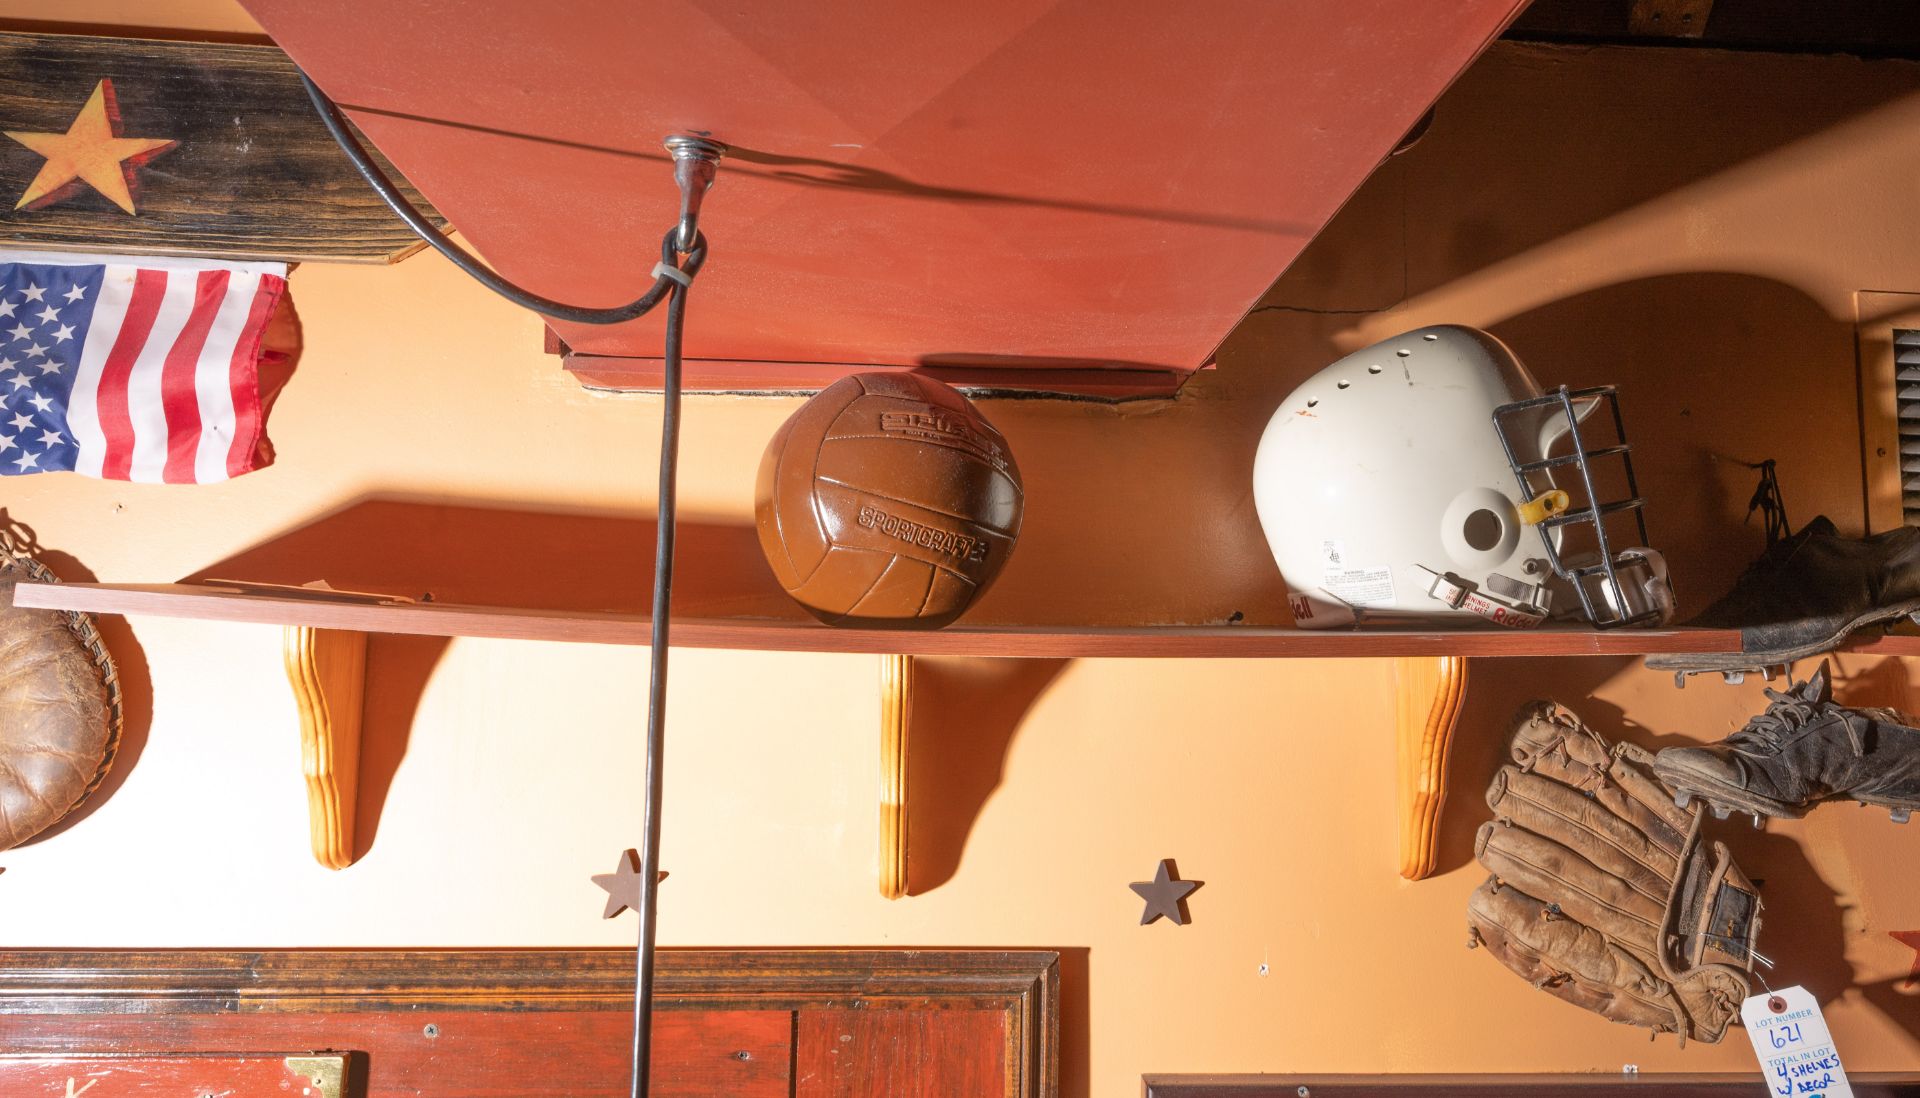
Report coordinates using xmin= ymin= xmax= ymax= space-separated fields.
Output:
xmin=1742 ymin=986 xmax=1853 ymax=1098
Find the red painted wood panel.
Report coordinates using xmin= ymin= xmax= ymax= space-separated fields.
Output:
xmin=239 ymin=0 xmax=1525 ymax=374
xmin=0 ymin=1011 xmax=791 ymax=1098
xmin=0 ymin=1053 xmax=345 ymax=1096
xmin=796 ymin=1008 xmax=1011 ymax=1098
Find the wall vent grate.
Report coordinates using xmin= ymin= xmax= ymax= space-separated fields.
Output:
xmin=1900 ymin=328 xmax=1920 ymax=525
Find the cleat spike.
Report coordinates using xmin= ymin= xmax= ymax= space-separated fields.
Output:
xmin=1673 ymin=671 xmax=1687 ymax=690
xmin=1674 ymin=791 xmax=1694 ymax=809
xmin=1752 ymin=813 xmax=1765 ymax=829
xmin=1893 ymin=808 xmax=1912 ymax=824
xmin=1723 ymin=670 xmax=1747 ymax=686
xmin=1711 ymin=805 xmax=1732 ymax=820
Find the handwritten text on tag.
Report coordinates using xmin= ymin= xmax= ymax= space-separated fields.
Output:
xmin=1742 ymin=986 xmax=1852 ymax=1098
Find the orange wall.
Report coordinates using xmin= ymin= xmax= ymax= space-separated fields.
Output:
xmin=4 ymin=5 xmax=1920 ymax=1095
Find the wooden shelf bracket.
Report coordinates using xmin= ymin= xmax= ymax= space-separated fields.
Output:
xmin=879 ymin=653 xmax=913 ymax=900
xmin=283 ymin=626 xmax=366 ymax=870
xmin=1394 ymin=654 xmax=1470 ymax=881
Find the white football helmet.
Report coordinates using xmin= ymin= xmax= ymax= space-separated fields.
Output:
xmin=1252 ymin=325 xmax=1674 ymax=630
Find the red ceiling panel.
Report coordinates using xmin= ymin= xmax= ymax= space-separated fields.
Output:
xmin=241 ymin=0 xmax=1525 ymax=375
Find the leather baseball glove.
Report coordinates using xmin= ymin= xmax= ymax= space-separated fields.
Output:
xmin=1467 ymin=701 xmax=1762 ymax=1044
xmin=0 ymin=529 xmax=120 ymax=850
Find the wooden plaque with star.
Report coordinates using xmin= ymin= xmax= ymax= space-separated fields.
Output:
xmin=0 ymin=32 xmax=442 ymax=263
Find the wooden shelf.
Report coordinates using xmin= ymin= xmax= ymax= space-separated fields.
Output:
xmin=26 ymin=580 xmax=1912 ymax=884
xmin=12 ymin=581 xmax=1753 ymax=658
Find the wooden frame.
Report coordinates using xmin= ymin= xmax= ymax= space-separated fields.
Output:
xmin=1144 ymin=1075 xmax=1920 ymax=1097
xmin=0 ymin=949 xmax=1059 ymax=1098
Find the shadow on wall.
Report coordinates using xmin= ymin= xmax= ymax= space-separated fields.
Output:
xmin=1832 ymin=657 xmax=1915 ymax=714
xmin=178 ymin=494 xmax=795 ymax=617
xmin=1488 ymin=270 xmax=1861 ymax=612
xmin=178 ymin=495 xmax=798 ymax=860
xmin=1212 ymin=270 xmax=1858 ymax=628
xmin=907 ymin=656 xmax=1068 ymax=895
xmin=1272 ymin=41 xmax=1920 ymax=314
xmin=1438 ymin=655 xmax=1641 ymax=880
xmin=137 ymin=494 xmax=1077 ymax=872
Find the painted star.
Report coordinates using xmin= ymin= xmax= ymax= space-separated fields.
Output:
xmin=5 ymin=79 xmax=177 ymax=215
xmin=6 ymin=323 xmax=30 ymax=341
xmin=29 ymin=395 xmax=53 ymax=414
xmin=34 ymin=305 xmax=57 ymax=323
xmin=1129 ymin=858 xmax=1201 ymax=926
xmin=1895 ymin=930 xmax=1920 ymax=991
xmin=36 ymin=428 xmax=62 ymax=447
xmin=591 ymin=848 xmax=667 ymax=919
xmin=0 ymin=301 xmax=14 ymax=318
xmin=61 ymin=285 xmax=84 ymax=303
xmin=12 ymin=450 xmax=39 ymax=471
xmin=37 ymin=360 xmax=61 ymax=376
xmin=19 ymin=285 xmax=44 ymax=303
xmin=0 ymin=435 xmax=15 ymax=455
xmin=23 ymin=344 xmax=44 ymax=359
xmin=0 ymin=357 xmax=15 ymax=372
xmin=8 ymin=413 xmax=32 ymax=430
xmin=51 ymin=324 xmax=72 ymax=343
xmin=8 ymin=375 xmax=30 ymax=391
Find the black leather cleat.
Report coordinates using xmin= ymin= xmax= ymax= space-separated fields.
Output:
xmin=1654 ymin=662 xmax=1920 ymax=820
xmin=1648 ymin=517 xmax=1920 ymax=674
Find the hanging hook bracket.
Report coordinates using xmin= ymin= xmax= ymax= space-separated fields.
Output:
xmin=665 ymin=134 xmax=727 ymax=254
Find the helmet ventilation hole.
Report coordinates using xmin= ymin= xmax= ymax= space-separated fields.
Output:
xmin=1336 ymin=380 xmax=1350 ymax=389
xmin=1367 ymin=365 xmax=1382 ymax=375
xmin=1463 ymin=509 xmax=1504 ymax=552
xmin=1396 ymin=349 xmax=1412 ymax=358
xmin=1423 ymin=333 xmax=1439 ymax=341
xmin=1306 ymin=398 xmax=1318 ymax=407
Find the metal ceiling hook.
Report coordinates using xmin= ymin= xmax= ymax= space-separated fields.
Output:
xmin=664 ymin=134 xmax=726 ymax=253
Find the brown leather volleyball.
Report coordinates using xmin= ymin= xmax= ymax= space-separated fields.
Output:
xmin=756 ymin=372 xmax=1023 ymax=628
xmin=0 ymin=548 xmax=120 ymax=850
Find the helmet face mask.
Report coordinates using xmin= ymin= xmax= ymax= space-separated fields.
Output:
xmin=1492 ymin=385 xmax=1674 ymax=629
xmin=1252 ymin=325 xmax=1674 ymax=630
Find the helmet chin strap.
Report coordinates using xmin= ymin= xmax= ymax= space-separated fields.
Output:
xmin=1404 ymin=548 xmax=1676 ymax=631
xmin=1410 ymin=566 xmax=1550 ymax=629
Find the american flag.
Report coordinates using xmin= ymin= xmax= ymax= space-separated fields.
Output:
xmin=0 ymin=253 xmax=287 ymax=482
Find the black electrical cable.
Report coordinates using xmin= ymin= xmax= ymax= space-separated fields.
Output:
xmin=631 ymin=275 xmax=684 ymax=1098
xmin=297 ymin=69 xmax=704 ymax=322
xmin=297 ymin=67 xmax=700 ymax=1098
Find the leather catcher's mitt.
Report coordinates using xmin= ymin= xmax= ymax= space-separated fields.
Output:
xmin=0 ymin=530 xmax=120 ymax=850
xmin=1467 ymin=701 xmax=1762 ymax=1044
